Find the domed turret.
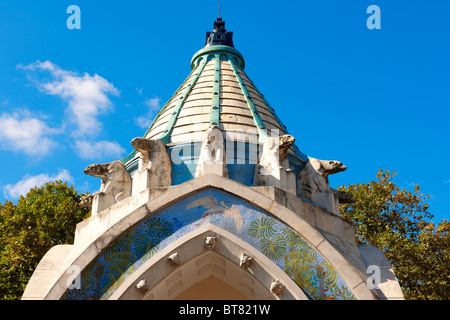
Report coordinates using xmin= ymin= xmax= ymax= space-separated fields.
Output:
xmin=23 ymin=15 xmax=403 ymax=302
xmin=123 ymin=17 xmax=308 ymax=186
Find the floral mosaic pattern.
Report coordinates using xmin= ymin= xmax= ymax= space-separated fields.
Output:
xmin=247 ymin=217 xmax=354 ymax=299
xmin=62 ymin=188 xmax=355 ymax=300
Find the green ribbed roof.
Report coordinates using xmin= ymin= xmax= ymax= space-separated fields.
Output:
xmin=122 ymin=18 xmax=308 ymax=166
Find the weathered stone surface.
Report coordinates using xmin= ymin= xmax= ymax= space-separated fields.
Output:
xmin=358 ymin=245 xmax=405 ymax=300
xmin=84 ymin=161 xmax=132 ymax=215
xmin=195 ymin=125 xmax=228 ymax=178
xmin=24 ymin=175 xmax=380 ymax=301
xmin=254 ymin=134 xmax=297 ymax=195
xmin=131 ymin=137 xmax=171 ymax=194
xmin=297 ymin=157 xmax=347 ymax=215
xmin=21 ymin=245 xmax=73 ymax=300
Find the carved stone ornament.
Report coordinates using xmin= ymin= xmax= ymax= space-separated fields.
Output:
xmin=168 ymin=252 xmax=180 ymax=266
xmin=130 ymin=137 xmax=172 ymax=188
xmin=195 ymin=125 xmax=228 ymax=178
xmin=297 ymin=157 xmax=347 ymax=214
xmin=204 ymin=236 xmax=217 ymax=250
xmin=239 ymin=252 xmax=253 ymax=268
xmin=136 ymin=279 xmax=148 ymax=294
xmin=270 ymin=280 xmax=284 ymax=295
xmin=278 ymin=134 xmax=295 ymax=167
xmin=254 ymin=134 xmax=296 ymax=193
xmin=83 ymin=160 xmax=132 ymax=212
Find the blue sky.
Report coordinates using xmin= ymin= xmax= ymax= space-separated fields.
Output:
xmin=0 ymin=1 xmax=449 ymax=223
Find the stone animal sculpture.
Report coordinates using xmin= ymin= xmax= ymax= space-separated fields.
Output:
xmin=254 ymin=134 xmax=295 ymax=186
xmin=204 ymin=236 xmax=217 ymax=250
xmin=131 ymin=137 xmax=171 ymax=187
xmin=298 ymin=158 xmax=347 ymax=197
xmin=297 ymin=157 xmax=348 ymax=213
xmin=136 ymin=279 xmax=148 ymax=294
xmin=240 ymin=252 xmax=254 ymax=268
xmin=195 ymin=125 xmax=228 ymax=178
xmin=270 ymin=280 xmax=284 ymax=295
xmin=83 ymin=160 xmax=132 ymax=204
xmin=278 ymin=134 xmax=295 ymax=167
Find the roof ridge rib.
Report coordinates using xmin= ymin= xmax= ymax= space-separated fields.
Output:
xmin=210 ymin=54 xmax=221 ymax=127
xmin=158 ymin=59 xmax=208 ymax=144
xmin=228 ymin=58 xmax=268 ymax=144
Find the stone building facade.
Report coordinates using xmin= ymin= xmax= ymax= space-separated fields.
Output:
xmin=22 ymin=18 xmax=403 ymax=300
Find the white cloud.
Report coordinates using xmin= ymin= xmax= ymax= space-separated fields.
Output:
xmin=75 ymin=140 xmax=125 ymax=160
xmin=135 ymin=96 xmax=162 ymax=129
xmin=3 ymin=169 xmax=74 ymax=200
xmin=12 ymin=60 xmax=127 ymax=162
xmin=18 ymin=60 xmax=120 ymax=137
xmin=0 ymin=111 xmax=58 ymax=157
xmin=145 ymin=97 xmax=162 ymax=109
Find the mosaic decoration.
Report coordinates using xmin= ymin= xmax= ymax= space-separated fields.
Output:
xmin=247 ymin=217 xmax=354 ymax=300
xmin=62 ymin=188 xmax=355 ymax=300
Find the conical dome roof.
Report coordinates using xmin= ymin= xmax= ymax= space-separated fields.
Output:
xmin=124 ymin=18 xmax=308 ymax=186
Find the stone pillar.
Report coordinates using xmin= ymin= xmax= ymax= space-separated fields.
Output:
xmin=132 ymin=168 xmax=166 ymax=195
xmin=91 ymin=192 xmax=115 ymax=216
xmin=130 ymin=137 xmax=172 ymax=195
xmin=280 ymin=167 xmax=297 ymax=195
xmin=195 ymin=125 xmax=228 ymax=178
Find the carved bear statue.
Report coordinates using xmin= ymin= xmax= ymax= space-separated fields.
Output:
xmin=131 ymin=137 xmax=172 ymax=188
xmin=83 ymin=160 xmax=132 ymax=212
xmin=254 ymin=134 xmax=295 ymax=188
xmin=297 ymin=157 xmax=348 ymax=214
xmin=195 ymin=125 xmax=228 ymax=178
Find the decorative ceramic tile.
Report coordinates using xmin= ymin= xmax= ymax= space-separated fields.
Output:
xmin=62 ymin=188 xmax=355 ymax=300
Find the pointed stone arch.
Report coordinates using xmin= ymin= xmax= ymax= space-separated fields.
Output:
xmin=38 ymin=174 xmax=376 ymax=300
xmin=109 ymin=224 xmax=308 ymax=300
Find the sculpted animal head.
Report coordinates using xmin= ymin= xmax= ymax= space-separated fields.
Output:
xmin=263 ymin=134 xmax=294 ymax=151
xmin=279 ymin=134 xmax=295 ymax=160
xmin=240 ymin=252 xmax=254 ymax=268
xmin=204 ymin=236 xmax=217 ymax=249
xmin=270 ymin=280 xmax=284 ymax=295
xmin=204 ymin=125 xmax=222 ymax=145
xmin=199 ymin=125 xmax=225 ymax=163
xmin=309 ymin=158 xmax=347 ymax=176
xmin=279 ymin=134 xmax=295 ymax=148
xmin=131 ymin=137 xmax=152 ymax=152
xmin=324 ymin=160 xmax=347 ymax=174
xmin=84 ymin=161 xmax=129 ymax=181
xmin=83 ymin=163 xmax=109 ymax=178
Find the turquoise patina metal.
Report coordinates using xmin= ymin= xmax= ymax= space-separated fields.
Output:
xmin=190 ymin=44 xmax=245 ymax=70
xmin=210 ymin=54 xmax=221 ymax=126
xmin=228 ymin=58 xmax=269 ymax=144
xmin=158 ymin=59 xmax=208 ymax=144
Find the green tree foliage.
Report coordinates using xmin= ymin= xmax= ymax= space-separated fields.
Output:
xmin=0 ymin=180 xmax=90 ymax=300
xmin=338 ymin=169 xmax=450 ymax=300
